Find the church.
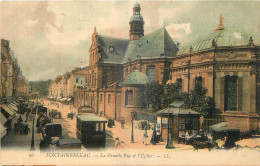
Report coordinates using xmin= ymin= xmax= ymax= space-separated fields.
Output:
xmin=75 ymin=2 xmax=178 ymax=122
xmin=75 ymin=2 xmax=260 ymax=131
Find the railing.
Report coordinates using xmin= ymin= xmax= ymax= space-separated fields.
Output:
xmin=202 ymin=115 xmax=225 ymax=133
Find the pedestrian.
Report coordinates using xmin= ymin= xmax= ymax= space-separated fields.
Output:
xmin=121 ymin=118 xmax=125 ymax=129
xmin=150 ymin=124 xmax=157 ymax=145
xmin=26 ymin=111 xmax=29 ymax=121
xmin=143 ymin=126 xmax=148 ymax=145
xmin=17 ymin=115 xmax=23 ymax=123
xmin=115 ymin=137 xmax=124 ymax=149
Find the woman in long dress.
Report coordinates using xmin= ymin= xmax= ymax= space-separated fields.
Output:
xmin=143 ymin=126 xmax=148 ymax=145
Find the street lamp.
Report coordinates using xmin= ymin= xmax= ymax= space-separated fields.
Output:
xmin=30 ymin=115 xmax=35 ymax=151
xmin=131 ymin=110 xmax=136 ymax=143
xmin=166 ymin=106 xmax=174 ymax=149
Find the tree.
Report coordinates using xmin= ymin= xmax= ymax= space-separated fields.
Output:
xmin=144 ymin=82 xmax=164 ymax=111
xmin=144 ymin=83 xmax=217 ymax=117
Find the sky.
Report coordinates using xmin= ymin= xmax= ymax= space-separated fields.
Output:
xmin=1 ymin=1 xmax=260 ymax=81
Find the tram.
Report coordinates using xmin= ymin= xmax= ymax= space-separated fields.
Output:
xmin=76 ymin=114 xmax=107 ymax=148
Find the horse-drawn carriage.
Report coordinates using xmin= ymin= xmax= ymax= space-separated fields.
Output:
xmin=50 ymin=109 xmax=62 ymax=119
xmin=67 ymin=112 xmax=75 ymax=119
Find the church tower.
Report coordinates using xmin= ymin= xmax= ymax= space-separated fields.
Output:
xmin=129 ymin=2 xmax=144 ymax=40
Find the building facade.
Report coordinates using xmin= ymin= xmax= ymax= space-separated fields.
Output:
xmin=75 ymin=3 xmax=179 ymax=122
xmin=169 ymin=14 xmax=260 ymax=132
xmin=1 ymin=39 xmax=29 ymax=104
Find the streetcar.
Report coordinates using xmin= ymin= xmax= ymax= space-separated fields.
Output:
xmin=76 ymin=114 xmax=107 ymax=148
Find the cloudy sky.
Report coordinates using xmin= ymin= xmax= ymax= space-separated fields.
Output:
xmin=1 ymin=1 xmax=260 ymax=81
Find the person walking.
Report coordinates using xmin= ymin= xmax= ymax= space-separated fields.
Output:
xmin=143 ymin=126 xmax=148 ymax=145
xmin=150 ymin=124 xmax=157 ymax=145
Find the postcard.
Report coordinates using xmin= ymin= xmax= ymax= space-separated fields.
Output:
xmin=1 ymin=0 xmax=260 ymax=165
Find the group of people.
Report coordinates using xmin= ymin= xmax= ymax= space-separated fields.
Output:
xmin=14 ymin=115 xmax=30 ymax=135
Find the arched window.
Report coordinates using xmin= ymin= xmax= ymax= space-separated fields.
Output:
xmin=176 ymin=78 xmax=182 ymax=92
xmin=108 ymin=94 xmax=111 ymax=104
xmin=224 ymin=76 xmax=238 ymax=111
xmin=100 ymin=94 xmax=103 ymax=103
xmin=125 ymin=90 xmax=133 ymax=106
xmin=195 ymin=77 xmax=202 ymax=91
xmin=146 ymin=66 xmax=155 ymax=82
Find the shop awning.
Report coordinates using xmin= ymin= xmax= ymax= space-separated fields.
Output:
xmin=1 ymin=104 xmax=15 ymax=117
xmin=0 ymin=113 xmax=7 ymax=125
xmin=9 ymin=103 xmax=18 ymax=111
xmin=7 ymin=104 xmax=19 ymax=117
xmin=0 ymin=124 xmax=7 ymax=139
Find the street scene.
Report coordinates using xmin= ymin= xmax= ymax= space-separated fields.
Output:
xmin=1 ymin=1 xmax=260 ymax=165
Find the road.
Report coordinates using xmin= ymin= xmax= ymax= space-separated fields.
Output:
xmin=1 ymin=100 xmax=116 ymax=151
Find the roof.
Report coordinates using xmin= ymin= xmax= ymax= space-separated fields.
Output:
xmin=58 ymin=138 xmax=81 ymax=145
xmin=130 ymin=15 xmax=144 ymax=23
xmin=156 ymin=107 xmax=200 ymax=116
xmin=169 ymin=101 xmax=185 ymax=108
xmin=77 ymin=114 xmax=107 ymax=122
xmin=121 ymin=70 xmax=148 ymax=85
xmin=210 ymin=122 xmax=240 ymax=132
xmin=178 ymin=26 xmax=260 ymax=55
xmin=97 ymin=35 xmax=129 ymax=63
xmin=133 ymin=2 xmax=141 ymax=8
xmin=122 ymin=27 xmax=178 ymax=63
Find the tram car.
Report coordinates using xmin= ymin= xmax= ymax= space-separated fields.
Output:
xmin=76 ymin=114 xmax=107 ymax=148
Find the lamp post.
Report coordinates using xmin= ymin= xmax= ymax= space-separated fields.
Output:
xmin=30 ymin=115 xmax=35 ymax=151
xmin=166 ymin=99 xmax=174 ymax=149
xmin=131 ymin=110 xmax=136 ymax=143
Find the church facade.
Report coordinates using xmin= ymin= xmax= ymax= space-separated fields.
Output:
xmin=75 ymin=3 xmax=260 ymax=130
xmin=75 ymin=3 xmax=178 ymax=122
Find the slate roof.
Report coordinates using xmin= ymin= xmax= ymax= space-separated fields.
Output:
xmin=97 ymin=35 xmax=129 ymax=63
xmin=122 ymin=27 xmax=179 ymax=63
xmin=96 ymin=27 xmax=178 ymax=64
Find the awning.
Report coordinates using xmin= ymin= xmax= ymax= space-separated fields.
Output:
xmin=0 ymin=124 xmax=7 ymax=139
xmin=1 ymin=104 xmax=15 ymax=117
xmin=9 ymin=103 xmax=18 ymax=111
xmin=210 ymin=122 xmax=240 ymax=132
xmin=1 ymin=113 xmax=7 ymax=125
xmin=7 ymin=104 xmax=19 ymax=116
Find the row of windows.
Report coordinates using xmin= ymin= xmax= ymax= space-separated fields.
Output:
xmin=175 ymin=75 xmax=239 ymax=111
xmin=99 ymin=94 xmax=111 ymax=104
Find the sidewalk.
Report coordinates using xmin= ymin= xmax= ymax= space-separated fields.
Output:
xmin=1 ymin=113 xmax=41 ymax=150
xmin=105 ymin=119 xmax=194 ymax=150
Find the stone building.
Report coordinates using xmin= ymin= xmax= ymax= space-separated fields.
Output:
xmin=75 ymin=3 xmax=179 ymax=122
xmin=169 ymin=14 xmax=260 ymax=132
xmin=1 ymin=39 xmax=28 ymax=103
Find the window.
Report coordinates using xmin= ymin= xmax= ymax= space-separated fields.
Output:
xmin=108 ymin=94 xmax=111 ymax=104
xmin=125 ymin=90 xmax=133 ymax=106
xmin=162 ymin=117 xmax=168 ymax=129
xmin=224 ymin=76 xmax=238 ymax=111
xmin=195 ymin=77 xmax=202 ymax=91
xmin=176 ymin=78 xmax=182 ymax=92
xmin=95 ymin=123 xmax=104 ymax=132
xmin=100 ymin=94 xmax=103 ymax=103
xmin=146 ymin=66 xmax=155 ymax=82
xmin=179 ymin=118 xmax=185 ymax=130
xmin=76 ymin=78 xmax=79 ymax=83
